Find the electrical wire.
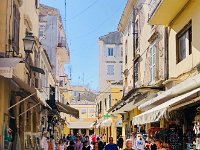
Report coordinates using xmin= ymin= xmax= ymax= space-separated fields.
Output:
xmin=67 ymin=0 xmax=99 ymax=21
xmin=69 ymin=0 xmax=126 ymax=39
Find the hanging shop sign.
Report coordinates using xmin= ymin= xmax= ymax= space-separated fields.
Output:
xmin=104 ymin=113 xmax=110 ymax=119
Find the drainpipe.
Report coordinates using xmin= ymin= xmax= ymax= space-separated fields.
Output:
xmin=164 ymin=27 xmax=169 ymax=80
xmin=132 ymin=8 xmax=136 ymax=89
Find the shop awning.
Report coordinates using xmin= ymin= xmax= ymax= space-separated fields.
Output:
xmin=9 ymin=75 xmax=50 ymax=110
xmin=110 ymin=90 xmax=157 ymax=115
xmin=89 ymin=121 xmax=97 ymax=129
xmin=69 ymin=121 xmax=93 ymax=129
xmin=101 ymin=119 xmax=112 ymax=128
xmin=12 ymin=75 xmax=36 ymax=94
xmin=132 ymin=87 xmax=200 ymax=125
xmin=56 ymin=101 xmax=79 ymax=119
xmin=30 ymin=65 xmax=45 ymax=74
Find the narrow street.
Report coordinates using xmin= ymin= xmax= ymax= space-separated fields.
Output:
xmin=0 ymin=0 xmax=200 ymax=150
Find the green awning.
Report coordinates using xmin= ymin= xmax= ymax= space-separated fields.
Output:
xmin=30 ymin=65 xmax=45 ymax=74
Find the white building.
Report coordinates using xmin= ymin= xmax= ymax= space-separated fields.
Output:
xmin=98 ymin=32 xmax=123 ymax=92
xmin=39 ymin=4 xmax=70 ymax=103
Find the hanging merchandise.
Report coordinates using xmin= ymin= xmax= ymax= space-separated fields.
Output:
xmin=193 ymin=106 xmax=200 ymax=150
xmin=194 ymin=107 xmax=200 ymax=134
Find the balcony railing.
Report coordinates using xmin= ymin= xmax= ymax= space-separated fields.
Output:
xmin=57 ymin=37 xmax=67 ymax=48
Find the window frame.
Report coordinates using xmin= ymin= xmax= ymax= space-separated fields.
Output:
xmin=104 ymin=98 xmax=107 ymax=110
xmin=12 ymin=3 xmax=20 ymax=54
xmin=134 ymin=60 xmax=139 ymax=82
xmin=109 ymin=94 xmax=112 ymax=108
xmin=149 ymin=41 xmax=157 ymax=83
xmin=107 ymin=48 xmax=114 ymax=56
xmin=135 ymin=19 xmax=139 ymax=50
xmin=107 ymin=65 xmax=114 ymax=75
xmin=176 ymin=21 xmax=192 ymax=63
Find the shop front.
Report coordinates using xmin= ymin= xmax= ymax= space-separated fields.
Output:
xmin=133 ymin=87 xmax=200 ymax=150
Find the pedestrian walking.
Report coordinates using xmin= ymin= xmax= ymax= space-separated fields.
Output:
xmin=102 ymin=134 xmax=107 ymax=146
xmin=50 ymin=135 xmax=56 ymax=150
xmin=96 ymin=137 xmax=104 ymax=150
xmin=93 ymin=142 xmax=99 ymax=150
xmin=117 ymin=135 xmax=124 ymax=150
xmin=130 ymin=132 xmax=136 ymax=149
xmin=40 ymin=131 xmax=49 ymax=150
xmin=57 ymin=139 xmax=67 ymax=150
xmin=92 ymin=134 xmax=97 ymax=145
xmin=82 ymin=140 xmax=92 ymax=150
xmin=74 ymin=137 xmax=83 ymax=150
xmin=124 ymin=139 xmax=134 ymax=150
xmin=47 ymin=137 xmax=53 ymax=150
xmin=105 ymin=137 xmax=118 ymax=150
xmin=155 ymin=139 xmax=166 ymax=150
xmin=67 ymin=141 xmax=75 ymax=150
xmin=135 ymin=135 xmax=145 ymax=150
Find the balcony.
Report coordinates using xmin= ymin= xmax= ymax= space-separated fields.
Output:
xmin=57 ymin=37 xmax=67 ymax=48
xmin=148 ymin=0 xmax=190 ymax=26
xmin=57 ymin=47 xmax=70 ymax=64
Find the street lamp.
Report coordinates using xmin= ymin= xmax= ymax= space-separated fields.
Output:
xmin=23 ymin=32 xmax=35 ymax=54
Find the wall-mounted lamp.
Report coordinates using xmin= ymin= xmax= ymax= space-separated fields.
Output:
xmin=23 ymin=32 xmax=35 ymax=54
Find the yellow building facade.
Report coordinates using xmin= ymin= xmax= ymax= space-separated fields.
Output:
xmin=0 ymin=0 xmax=41 ymax=149
xmin=95 ymin=84 xmax=122 ymax=144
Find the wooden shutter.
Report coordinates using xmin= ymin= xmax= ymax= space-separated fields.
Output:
xmin=12 ymin=3 xmax=20 ymax=54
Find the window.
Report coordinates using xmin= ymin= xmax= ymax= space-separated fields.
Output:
xmin=81 ymin=108 xmax=87 ymax=114
xmin=107 ymin=65 xmax=114 ymax=75
xmin=109 ymin=94 xmax=112 ymax=108
xmin=89 ymin=108 xmax=95 ymax=113
xmin=150 ymin=42 xmax=156 ymax=82
xmin=73 ymin=91 xmax=78 ymax=96
xmin=135 ymin=20 xmax=139 ymax=50
xmin=12 ymin=3 xmax=20 ymax=54
xmin=125 ymin=40 xmax=128 ymax=64
xmin=99 ymin=101 xmax=102 ymax=113
xmin=176 ymin=21 xmax=192 ymax=63
xmin=88 ymin=108 xmax=95 ymax=118
xmin=107 ymin=48 xmax=114 ymax=56
xmin=39 ymin=24 xmax=45 ymax=37
xmin=134 ymin=60 xmax=139 ymax=82
xmin=35 ymin=0 xmax=39 ymax=8
xmin=104 ymin=98 xmax=107 ymax=110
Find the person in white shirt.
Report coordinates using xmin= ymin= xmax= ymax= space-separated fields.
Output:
xmin=136 ymin=135 xmax=145 ymax=150
xmin=131 ymin=132 xmax=136 ymax=149
xmin=40 ymin=131 xmax=48 ymax=150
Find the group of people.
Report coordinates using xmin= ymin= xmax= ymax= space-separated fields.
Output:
xmin=40 ymin=131 xmax=166 ymax=150
xmin=130 ymin=132 xmax=167 ymax=150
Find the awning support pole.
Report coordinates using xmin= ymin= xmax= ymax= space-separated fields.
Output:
xmin=8 ymin=92 xmax=36 ymax=110
xmin=18 ymin=102 xmax=41 ymax=117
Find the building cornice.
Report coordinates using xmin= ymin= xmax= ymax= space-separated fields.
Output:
xmin=118 ymin=0 xmax=137 ymax=32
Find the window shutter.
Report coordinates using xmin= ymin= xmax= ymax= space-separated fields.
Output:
xmin=12 ymin=3 xmax=20 ymax=54
xmin=150 ymin=43 xmax=156 ymax=82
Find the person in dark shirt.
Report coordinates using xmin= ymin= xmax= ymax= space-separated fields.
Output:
xmin=117 ymin=135 xmax=124 ymax=149
xmin=82 ymin=140 xmax=92 ymax=150
xmin=105 ymin=137 xmax=118 ymax=150
xmin=67 ymin=141 xmax=75 ymax=150
xmin=97 ymin=137 xmax=104 ymax=150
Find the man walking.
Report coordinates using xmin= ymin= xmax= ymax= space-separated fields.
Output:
xmin=105 ymin=137 xmax=118 ymax=150
xmin=40 ymin=131 xmax=48 ymax=150
xmin=124 ymin=139 xmax=134 ymax=150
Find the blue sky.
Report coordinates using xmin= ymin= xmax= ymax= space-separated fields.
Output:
xmin=40 ymin=0 xmax=127 ymax=90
